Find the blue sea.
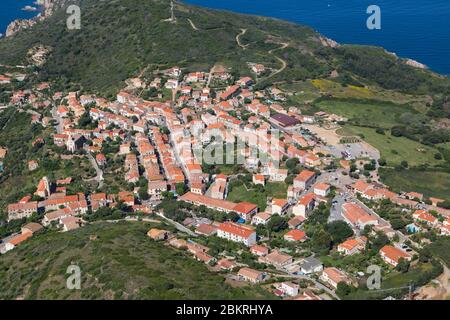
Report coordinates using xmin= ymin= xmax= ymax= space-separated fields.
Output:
xmin=1 ymin=0 xmax=450 ymax=75
xmin=185 ymin=0 xmax=450 ymax=75
xmin=1 ymin=0 xmax=39 ymax=37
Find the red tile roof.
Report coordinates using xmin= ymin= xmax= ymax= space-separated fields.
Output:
xmin=218 ymin=222 xmax=255 ymax=239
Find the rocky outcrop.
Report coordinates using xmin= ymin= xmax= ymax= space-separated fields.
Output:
xmin=5 ymin=0 xmax=60 ymax=37
xmin=319 ymin=36 xmax=340 ymax=48
xmin=27 ymin=45 xmax=52 ymax=66
xmin=5 ymin=19 xmax=36 ymax=37
xmin=404 ymin=58 xmax=427 ymax=70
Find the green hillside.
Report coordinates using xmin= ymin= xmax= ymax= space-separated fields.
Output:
xmin=0 ymin=0 xmax=449 ymax=97
xmin=0 ymin=221 xmax=274 ymax=300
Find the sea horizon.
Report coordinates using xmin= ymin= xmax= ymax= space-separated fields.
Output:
xmin=0 ymin=0 xmax=40 ymax=38
xmin=1 ymin=0 xmax=449 ymax=75
xmin=184 ymin=0 xmax=450 ymax=76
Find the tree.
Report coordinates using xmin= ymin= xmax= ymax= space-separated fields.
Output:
xmin=326 ymin=221 xmax=354 ymax=244
xmin=175 ymin=183 xmax=187 ymax=196
xmin=228 ymin=211 xmax=240 ymax=222
xmin=139 ymin=187 xmax=150 ymax=201
xmin=419 ymin=247 xmax=432 ymax=263
xmin=286 ymin=158 xmax=299 ymax=171
xmin=78 ymin=110 xmax=93 ymax=128
xmin=401 ymin=160 xmax=409 ymax=168
xmin=284 ymin=175 xmax=295 ymax=185
xmin=375 ymin=128 xmax=385 ymax=135
xmin=390 ymin=218 xmax=406 ymax=230
xmin=434 ymin=153 xmax=442 ymax=160
xmin=378 ymin=158 xmax=387 ymax=166
xmin=391 ymin=126 xmax=405 ymax=137
xmin=371 ymin=231 xmax=389 ymax=252
xmin=267 ymin=215 xmax=288 ymax=233
xmin=440 ymin=200 xmax=450 ymax=209
xmin=396 ymin=258 xmax=410 ymax=273
xmin=311 ymin=228 xmax=332 ymax=253
xmin=336 ymin=282 xmax=354 ymax=297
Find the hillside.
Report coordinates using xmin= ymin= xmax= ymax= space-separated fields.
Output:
xmin=0 ymin=221 xmax=274 ymax=300
xmin=0 ymin=0 xmax=449 ymax=97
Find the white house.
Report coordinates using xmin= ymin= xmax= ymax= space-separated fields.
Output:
xmin=217 ymin=222 xmax=257 ymax=247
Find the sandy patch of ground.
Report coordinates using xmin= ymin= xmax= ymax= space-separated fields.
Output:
xmin=303 ymin=124 xmax=342 ymax=145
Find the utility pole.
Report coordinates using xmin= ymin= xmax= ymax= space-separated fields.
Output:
xmin=408 ymin=282 xmax=414 ymax=300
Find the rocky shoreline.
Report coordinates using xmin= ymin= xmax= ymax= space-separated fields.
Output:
xmin=4 ymin=0 xmax=58 ymax=37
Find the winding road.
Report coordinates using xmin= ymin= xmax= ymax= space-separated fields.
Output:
xmin=86 ymin=152 xmax=104 ymax=189
xmin=270 ymin=272 xmax=340 ymax=300
xmin=187 ymin=18 xmax=199 ymax=31
xmin=156 ymin=211 xmax=198 ymax=237
xmin=236 ymin=28 xmax=248 ymax=49
xmin=266 ymin=42 xmax=289 ymax=79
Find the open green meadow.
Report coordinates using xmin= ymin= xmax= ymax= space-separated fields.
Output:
xmin=227 ymin=182 xmax=288 ymax=211
xmin=379 ymin=168 xmax=450 ymax=200
xmin=338 ymin=125 xmax=443 ymax=167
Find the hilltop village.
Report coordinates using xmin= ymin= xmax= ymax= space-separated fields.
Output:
xmin=0 ymin=64 xmax=449 ymax=300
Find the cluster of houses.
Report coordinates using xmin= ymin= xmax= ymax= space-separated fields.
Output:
xmin=2 ymin=64 xmax=450 ymax=299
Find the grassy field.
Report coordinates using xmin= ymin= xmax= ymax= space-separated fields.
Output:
xmin=379 ymin=168 xmax=450 ymax=200
xmin=338 ymin=125 xmax=443 ymax=167
xmin=0 ymin=221 xmax=274 ymax=300
xmin=426 ymin=238 xmax=450 ymax=268
xmin=313 ymin=98 xmax=416 ymax=128
xmin=343 ymin=262 xmax=442 ymax=300
xmin=227 ymin=182 xmax=288 ymax=211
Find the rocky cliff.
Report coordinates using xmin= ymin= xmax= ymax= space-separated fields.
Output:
xmin=5 ymin=0 xmax=60 ymax=37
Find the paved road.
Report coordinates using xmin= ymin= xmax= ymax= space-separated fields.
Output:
xmin=187 ymin=18 xmax=199 ymax=31
xmin=87 ymin=152 xmax=104 ymax=189
xmin=266 ymin=43 xmax=288 ymax=79
xmin=236 ymin=28 xmax=248 ymax=49
xmin=156 ymin=211 xmax=198 ymax=237
xmin=51 ymin=105 xmax=63 ymax=134
xmin=270 ymin=272 xmax=340 ymax=300
xmin=329 ymin=193 xmax=346 ymax=223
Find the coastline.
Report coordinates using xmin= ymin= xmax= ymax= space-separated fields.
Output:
xmin=183 ymin=0 xmax=449 ymax=75
xmin=0 ymin=0 xmax=443 ymax=76
xmin=1 ymin=0 xmax=49 ymax=38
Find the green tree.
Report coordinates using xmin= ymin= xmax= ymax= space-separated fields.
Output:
xmin=175 ymin=183 xmax=187 ymax=196
xmin=311 ymin=228 xmax=332 ymax=254
xmin=326 ymin=221 xmax=354 ymax=244
xmin=267 ymin=215 xmax=288 ymax=233
xmin=139 ymin=187 xmax=150 ymax=201
xmin=396 ymin=258 xmax=410 ymax=273
xmin=336 ymin=282 xmax=354 ymax=297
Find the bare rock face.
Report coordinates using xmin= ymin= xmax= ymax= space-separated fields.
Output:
xmin=329 ymin=70 xmax=339 ymax=79
xmin=404 ymin=58 xmax=427 ymax=70
xmin=319 ymin=36 xmax=340 ymax=48
xmin=6 ymin=19 xmax=36 ymax=37
xmin=5 ymin=0 xmax=60 ymax=37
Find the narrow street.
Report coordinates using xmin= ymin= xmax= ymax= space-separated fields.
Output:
xmin=86 ymin=152 xmax=104 ymax=189
xmin=156 ymin=211 xmax=198 ymax=237
xmin=270 ymin=272 xmax=340 ymax=300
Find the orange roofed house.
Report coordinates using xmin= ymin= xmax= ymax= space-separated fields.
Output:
xmin=337 ymin=236 xmax=367 ymax=255
xmin=238 ymin=267 xmax=267 ymax=284
xmin=379 ymin=245 xmax=412 ymax=267
xmin=293 ymin=170 xmax=316 ymax=190
xmin=284 ymin=229 xmax=307 ymax=242
xmin=179 ymin=192 xmax=257 ymax=221
xmin=217 ymin=222 xmax=257 ymax=247
xmin=320 ymin=267 xmax=352 ymax=289
xmin=342 ymin=203 xmax=378 ymax=229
